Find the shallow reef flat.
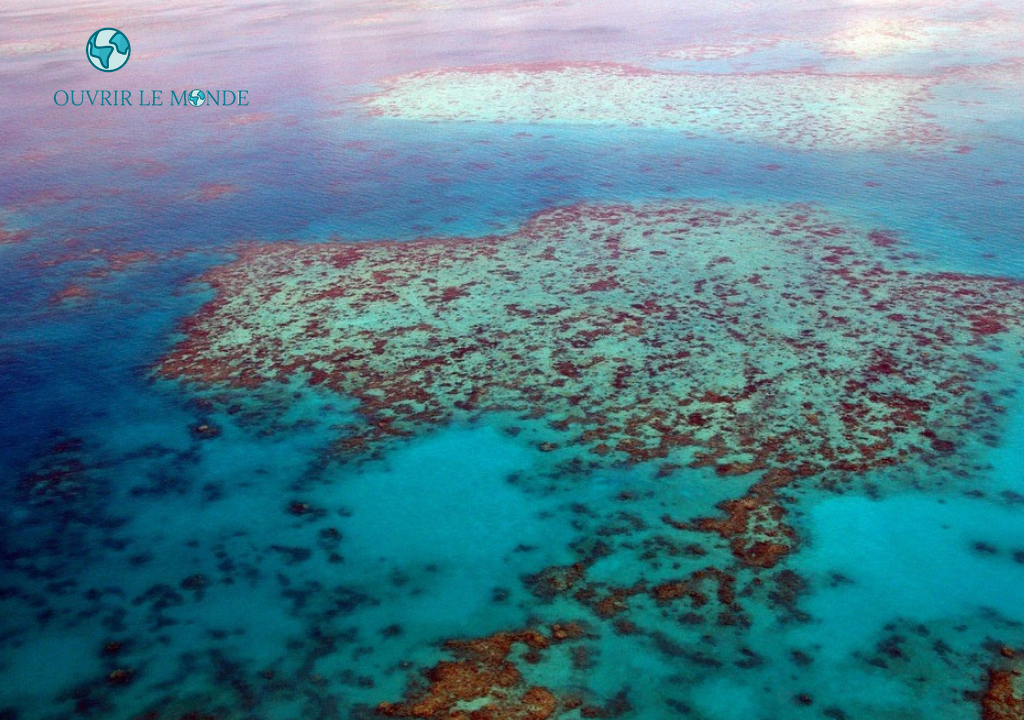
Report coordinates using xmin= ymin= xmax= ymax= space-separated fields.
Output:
xmin=810 ymin=14 xmax=1009 ymax=59
xmin=159 ymin=200 xmax=1024 ymax=570
xmin=661 ymin=10 xmax=1024 ymax=62
xmin=154 ymin=200 xmax=1024 ymax=718
xmin=361 ymin=63 xmax=946 ymax=151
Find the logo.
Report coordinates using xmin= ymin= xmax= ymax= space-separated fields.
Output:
xmin=57 ymin=38 xmax=251 ymax=109
xmin=86 ymin=28 xmax=130 ymax=72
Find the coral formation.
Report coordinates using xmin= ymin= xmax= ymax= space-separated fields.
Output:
xmin=159 ymin=201 xmax=1024 ymax=567
xmin=377 ymin=626 xmax=583 ymax=720
xmin=981 ymin=646 xmax=1024 ymax=720
xmin=362 ymin=63 xmax=946 ymax=150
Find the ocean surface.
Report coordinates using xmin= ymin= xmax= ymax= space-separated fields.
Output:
xmin=1 ymin=1 xmax=1023 ymax=718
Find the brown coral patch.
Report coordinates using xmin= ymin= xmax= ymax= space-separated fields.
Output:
xmin=49 ymin=284 xmax=93 ymax=305
xmin=981 ymin=646 xmax=1024 ymax=720
xmin=377 ymin=626 xmax=584 ymax=720
xmin=650 ymin=567 xmax=737 ymax=610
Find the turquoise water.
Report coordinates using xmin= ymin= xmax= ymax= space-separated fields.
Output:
xmin=2 ymin=0 xmax=1024 ymax=718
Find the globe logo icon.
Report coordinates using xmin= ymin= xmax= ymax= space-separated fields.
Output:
xmin=86 ymin=28 xmax=130 ymax=72
xmin=188 ymin=89 xmax=206 ymax=107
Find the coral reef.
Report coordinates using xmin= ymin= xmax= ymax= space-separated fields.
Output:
xmin=159 ymin=201 xmax=1024 ymax=568
xmin=378 ymin=625 xmax=607 ymax=720
xmin=981 ymin=646 xmax=1024 ymax=720
xmin=362 ymin=63 xmax=946 ymax=150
